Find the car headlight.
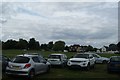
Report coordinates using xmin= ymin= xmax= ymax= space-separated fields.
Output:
xmin=67 ymin=61 xmax=71 ymax=64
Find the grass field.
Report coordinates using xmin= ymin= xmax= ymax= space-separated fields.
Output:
xmin=2 ymin=50 xmax=120 ymax=80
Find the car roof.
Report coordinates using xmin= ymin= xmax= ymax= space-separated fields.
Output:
xmin=50 ymin=53 xmax=65 ymax=56
xmin=76 ymin=53 xmax=93 ymax=55
xmin=110 ymin=56 xmax=120 ymax=58
xmin=17 ymin=53 xmax=42 ymax=57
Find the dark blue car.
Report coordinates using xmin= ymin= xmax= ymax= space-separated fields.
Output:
xmin=107 ymin=56 xmax=120 ymax=73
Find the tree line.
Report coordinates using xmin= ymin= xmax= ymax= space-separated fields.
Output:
xmin=1 ymin=38 xmax=120 ymax=52
xmin=2 ymin=38 xmax=65 ymax=51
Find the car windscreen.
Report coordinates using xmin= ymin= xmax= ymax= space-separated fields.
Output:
xmin=12 ymin=56 xmax=30 ymax=63
xmin=48 ymin=55 xmax=61 ymax=59
xmin=110 ymin=57 xmax=120 ymax=62
xmin=74 ymin=54 xmax=89 ymax=59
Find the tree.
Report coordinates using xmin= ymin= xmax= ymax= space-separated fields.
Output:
xmin=35 ymin=41 xmax=40 ymax=50
xmin=53 ymin=41 xmax=65 ymax=51
xmin=41 ymin=44 xmax=48 ymax=51
xmin=16 ymin=38 xmax=28 ymax=49
xmin=117 ymin=42 xmax=120 ymax=51
xmin=86 ymin=45 xmax=94 ymax=52
xmin=64 ymin=45 xmax=69 ymax=51
xmin=47 ymin=41 xmax=53 ymax=50
xmin=28 ymin=38 xmax=40 ymax=50
xmin=108 ymin=44 xmax=117 ymax=51
xmin=2 ymin=39 xmax=18 ymax=49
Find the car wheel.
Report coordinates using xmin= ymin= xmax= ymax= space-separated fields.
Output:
xmin=46 ymin=66 xmax=50 ymax=73
xmin=102 ymin=60 xmax=107 ymax=64
xmin=61 ymin=63 xmax=65 ymax=68
xmin=28 ymin=69 xmax=35 ymax=79
xmin=91 ymin=64 xmax=95 ymax=69
xmin=86 ymin=63 xmax=90 ymax=70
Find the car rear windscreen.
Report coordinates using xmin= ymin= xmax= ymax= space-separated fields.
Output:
xmin=13 ymin=56 xmax=30 ymax=63
xmin=110 ymin=57 xmax=120 ymax=62
xmin=48 ymin=55 xmax=61 ymax=59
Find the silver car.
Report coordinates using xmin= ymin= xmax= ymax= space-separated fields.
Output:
xmin=92 ymin=53 xmax=109 ymax=64
xmin=6 ymin=53 xmax=51 ymax=78
xmin=47 ymin=53 xmax=68 ymax=67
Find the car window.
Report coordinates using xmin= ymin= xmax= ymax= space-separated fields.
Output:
xmin=64 ymin=55 xmax=67 ymax=59
xmin=48 ymin=55 xmax=61 ymax=59
xmin=93 ymin=54 xmax=100 ymax=58
xmin=74 ymin=54 xmax=89 ymax=59
xmin=38 ymin=57 xmax=46 ymax=63
xmin=32 ymin=57 xmax=40 ymax=63
xmin=110 ymin=57 xmax=120 ymax=62
xmin=13 ymin=56 xmax=30 ymax=63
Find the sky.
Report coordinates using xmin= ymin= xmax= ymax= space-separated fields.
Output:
xmin=0 ymin=1 xmax=119 ymax=48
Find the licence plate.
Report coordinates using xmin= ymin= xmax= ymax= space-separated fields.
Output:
xmin=13 ymin=66 xmax=20 ymax=70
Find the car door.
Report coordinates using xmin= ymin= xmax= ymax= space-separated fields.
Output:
xmin=93 ymin=54 xmax=101 ymax=63
xmin=32 ymin=56 xmax=44 ymax=74
xmin=89 ymin=55 xmax=94 ymax=66
xmin=2 ymin=56 xmax=9 ymax=71
xmin=63 ymin=55 xmax=67 ymax=64
xmin=38 ymin=56 xmax=48 ymax=72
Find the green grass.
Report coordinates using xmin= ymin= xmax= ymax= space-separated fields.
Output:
xmin=2 ymin=50 xmax=120 ymax=80
xmin=2 ymin=49 xmax=75 ymax=58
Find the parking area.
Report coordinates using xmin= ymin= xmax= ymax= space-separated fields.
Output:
xmin=2 ymin=64 xmax=120 ymax=80
xmin=2 ymin=50 xmax=120 ymax=80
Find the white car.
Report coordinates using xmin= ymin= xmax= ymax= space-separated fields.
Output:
xmin=91 ymin=53 xmax=109 ymax=64
xmin=67 ymin=53 xmax=95 ymax=70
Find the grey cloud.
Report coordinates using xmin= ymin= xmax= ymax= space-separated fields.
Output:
xmin=1 ymin=2 xmax=118 ymax=48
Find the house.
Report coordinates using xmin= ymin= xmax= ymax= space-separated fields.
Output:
xmin=69 ymin=44 xmax=80 ymax=52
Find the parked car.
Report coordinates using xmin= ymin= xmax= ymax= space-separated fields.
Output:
xmin=107 ymin=56 xmax=120 ymax=73
xmin=67 ymin=53 xmax=95 ymax=70
xmin=91 ymin=53 xmax=109 ymax=64
xmin=6 ymin=53 xmax=51 ymax=79
xmin=47 ymin=53 xmax=68 ymax=67
xmin=0 ymin=55 xmax=10 ymax=72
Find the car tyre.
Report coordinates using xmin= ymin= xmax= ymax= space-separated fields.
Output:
xmin=86 ymin=63 xmax=90 ymax=71
xmin=46 ymin=66 xmax=50 ymax=73
xmin=28 ymin=69 xmax=35 ymax=79
xmin=61 ymin=63 xmax=65 ymax=68
xmin=102 ymin=60 xmax=107 ymax=64
xmin=91 ymin=64 xmax=95 ymax=69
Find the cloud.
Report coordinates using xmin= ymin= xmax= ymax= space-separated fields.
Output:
xmin=1 ymin=2 xmax=118 ymax=48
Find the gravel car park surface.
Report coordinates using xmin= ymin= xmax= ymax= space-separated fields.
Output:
xmin=2 ymin=50 xmax=120 ymax=80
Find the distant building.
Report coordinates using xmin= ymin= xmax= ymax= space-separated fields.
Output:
xmin=101 ymin=46 xmax=107 ymax=52
xmin=69 ymin=44 xmax=85 ymax=52
xmin=69 ymin=44 xmax=80 ymax=52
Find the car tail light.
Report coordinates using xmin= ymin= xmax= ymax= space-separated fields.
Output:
xmin=24 ymin=64 xmax=31 ymax=68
